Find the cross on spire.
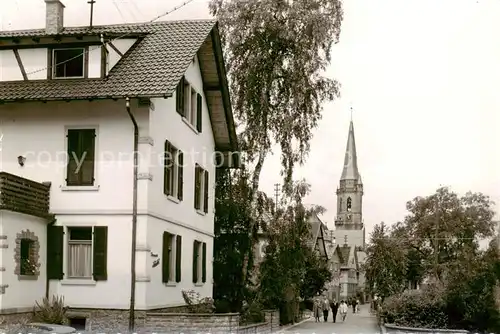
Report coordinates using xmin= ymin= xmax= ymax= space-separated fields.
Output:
xmin=88 ymin=0 xmax=96 ymax=28
xmin=349 ymin=102 xmax=353 ymax=121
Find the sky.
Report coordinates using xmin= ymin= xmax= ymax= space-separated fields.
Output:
xmin=2 ymin=0 xmax=499 ymax=238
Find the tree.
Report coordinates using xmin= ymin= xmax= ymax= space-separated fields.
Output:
xmin=300 ymin=250 xmax=333 ymax=300
xmin=209 ymin=0 xmax=344 ymax=282
xmin=258 ymin=179 xmax=328 ymax=324
xmin=212 ymin=168 xmax=257 ymax=312
xmin=402 ymin=187 xmax=496 ymax=281
xmin=364 ymin=222 xmax=408 ymax=298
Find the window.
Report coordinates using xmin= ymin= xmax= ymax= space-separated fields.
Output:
xmin=175 ymin=76 xmax=203 ymax=132
xmin=67 ymin=227 xmax=92 ymax=278
xmin=53 ymin=48 xmax=85 ymax=78
xmin=57 ymin=226 xmax=107 ymax=281
xmin=194 ymin=164 xmax=209 ymax=213
xmin=68 ymin=318 xmax=86 ymax=331
xmin=164 ymin=140 xmax=183 ymax=200
xmin=66 ymin=129 xmax=96 ymax=186
xmin=346 ymin=197 xmax=352 ymax=212
xmin=20 ymin=239 xmax=35 ymax=276
xmin=162 ymin=232 xmax=182 ymax=283
xmin=192 ymin=240 xmax=206 ymax=284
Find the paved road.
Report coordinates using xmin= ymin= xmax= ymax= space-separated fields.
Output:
xmin=279 ymin=305 xmax=379 ymax=334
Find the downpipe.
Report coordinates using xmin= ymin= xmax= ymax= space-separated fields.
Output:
xmin=126 ymin=97 xmax=139 ymax=331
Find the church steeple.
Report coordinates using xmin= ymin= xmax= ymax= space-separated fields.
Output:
xmin=340 ymin=120 xmax=361 ymax=182
xmin=335 ymin=113 xmax=365 ymax=249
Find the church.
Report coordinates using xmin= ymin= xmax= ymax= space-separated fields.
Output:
xmin=327 ymin=117 xmax=367 ymax=302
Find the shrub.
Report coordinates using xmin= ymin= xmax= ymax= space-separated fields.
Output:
xmin=32 ymin=295 xmax=67 ymax=325
xmin=181 ymin=290 xmax=215 ymax=313
xmin=239 ymin=300 xmax=265 ymax=325
xmin=381 ymin=284 xmax=448 ymax=329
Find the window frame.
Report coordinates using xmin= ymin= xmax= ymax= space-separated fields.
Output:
xmin=176 ymin=77 xmax=202 ymax=132
xmin=66 ymin=226 xmax=93 ymax=280
xmin=65 ymin=126 xmax=98 ymax=188
xmin=194 ymin=164 xmax=209 ymax=213
xmin=166 ymin=234 xmax=176 ymax=282
xmin=164 ymin=140 xmax=183 ymax=201
xmin=19 ymin=238 xmax=35 ymax=276
xmin=52 ymin=47 xmax=86 ymax=79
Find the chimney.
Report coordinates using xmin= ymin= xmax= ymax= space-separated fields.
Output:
xmin=45 ymin=0 xmax=65 ymax=35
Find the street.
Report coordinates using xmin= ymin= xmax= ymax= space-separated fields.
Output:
xmin=279 ymin=305 xmax=379 ymax=334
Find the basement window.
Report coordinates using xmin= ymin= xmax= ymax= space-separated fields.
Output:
xmin=53 ymin=48 xmax=85 ymax=78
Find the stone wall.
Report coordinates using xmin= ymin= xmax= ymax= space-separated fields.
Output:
xmin=384 ymin=324 xmax=468 ymax=334
xmin=141 ymin=312 xmax=239 ymax=334
xmin=0 ymin=308 xmax=280 ymax=334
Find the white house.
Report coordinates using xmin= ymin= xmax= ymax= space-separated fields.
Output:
xmin=0 ymin=0 xmax=238 ymax=330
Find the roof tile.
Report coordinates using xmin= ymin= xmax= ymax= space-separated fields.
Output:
xmin=0 ymin=20 xmax=216 ymax=101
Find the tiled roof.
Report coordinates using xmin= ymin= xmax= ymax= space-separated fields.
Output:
xmin=0 ymin=20 xmax=216 ymax=101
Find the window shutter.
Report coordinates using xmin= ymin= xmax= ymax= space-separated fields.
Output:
xmin=80 ymin=129 xmax=96 ymax=186
xmin=93 ymin=226 xmax=108 ymax=281
xmin=202 ymin=242 xmax=207 ymax=283
xmin=176 ymin=77 xmax=185 ymax=116
xmin=175 ymin=235 xmax=182 ymax=283
xmin=162 ymin=232 xmax=171 ymax=283
xmin=164 ymin=140 xmax=172 ymax=196
xmin=196 ymin=93 xmax=202 ymax=132
xmin=192 ymin=241 xmax=199 ymax=283
xmin=66 ymin=130 xmax=80 ymax=185
xmin=203 ymin=170 xmax=209 ymax=213
xmin=194 ymin=165 xmax=201 ymax=210
xmin=47 ymin=225 xmax=64 ymax=280
xmin=177 ymin=151 xmax=183 ymax=200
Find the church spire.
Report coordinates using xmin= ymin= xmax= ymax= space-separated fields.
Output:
xmin=340 ymin=116 xmax=361 ymax=182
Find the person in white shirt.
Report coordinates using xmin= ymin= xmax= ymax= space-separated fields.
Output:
xmin=339 ymin=300 xmax=348 ymax=321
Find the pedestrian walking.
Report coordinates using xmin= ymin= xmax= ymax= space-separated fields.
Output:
xmin=352 ymin=298 xmax=357 ymax=313
xmin=329 ymin=298 xmax=339 ymax=323
xmin=339 ymin=300 xmax=348 ymax=322
xmin=312 ymin=294 xmax=322 ymax=322
xmin=356 ymin=299 xmax=360 ymax=313
xmin=322 ymin=296 xmax=330 ymax=322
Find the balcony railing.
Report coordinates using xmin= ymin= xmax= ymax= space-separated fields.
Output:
xmin=0 ymin=172 xmax=51 ymax=218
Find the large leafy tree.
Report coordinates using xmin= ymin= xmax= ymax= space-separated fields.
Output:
xmin=258 ymin=180 xmax=328 ymax=323
xmin=210 ymin=0 xmax=344 ymax=282
xmin=402 ymin=187 xmax=496 ymax=281
xmin=364 ymin=222 xmax=408 ymax=298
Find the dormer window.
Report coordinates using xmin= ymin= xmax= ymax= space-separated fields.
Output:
xmin=53 ymin=48 xmax=85 ymax=79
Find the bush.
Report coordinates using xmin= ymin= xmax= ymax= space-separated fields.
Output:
xmin=381 ymin=285 xmax=448 ymax=329
xmin=239 ymin=300 xmax=265 ymax=325
xmin=32 ymin=295 xmax=67 ymax=325
xmin=181 ymin=290 xmax=215 ymax=313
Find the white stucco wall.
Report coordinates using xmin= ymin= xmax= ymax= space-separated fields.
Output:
xmin=0 ymin=211 xmax=47 ymax=311
xmin=147 ymin=55 xmax=216 ymax=305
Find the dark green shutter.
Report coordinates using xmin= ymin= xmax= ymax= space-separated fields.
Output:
xmin=93 ymin=226 xmax=108 ymax=281
xmin=193 ymin=241 xmax=199 ymax=283
xmin=80 ymin=129 xmax=96 ymax=186
xmin=175 ymin=235 xmax=182 ymax=282
xmin=194 ymin=165 xmax=201 ymax=210
xmin=196 ymin=93 xmax=202 ymax=132
xmin=47 ymin=225 xmax=64 ymax=280
xmin=177 ymin=151 xmax=183 ymax=200
xmin=202 ymin=242 xmax=207 ymax=283
xmin=176 ymin=77 xmax=185 ymax=116
xmin=164 ymin=140 xmax=172 ymax=196
xmin=203 ymin=170 xmax=209 ymax=213
xmin=162 ymin=232 xmax=171 ymax=283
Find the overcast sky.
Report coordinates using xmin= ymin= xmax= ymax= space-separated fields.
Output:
xmin=2 ymin=0 xmax=499 ymax=237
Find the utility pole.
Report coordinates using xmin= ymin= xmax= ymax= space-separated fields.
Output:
xmin=274 ymin=183 xmax=280 ymax=212
xmin=433 ymin=199 xmax=439 ymax=281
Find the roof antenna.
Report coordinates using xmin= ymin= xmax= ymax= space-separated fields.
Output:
xmin=88 ymin=0 xmax=96 ymax=29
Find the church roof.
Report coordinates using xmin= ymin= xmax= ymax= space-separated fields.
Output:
xmin=340 ymin=120 xmax=362 ymax=182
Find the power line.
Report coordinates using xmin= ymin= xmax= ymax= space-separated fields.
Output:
xmin=24 ymin=0 xmax=197 ymax=76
